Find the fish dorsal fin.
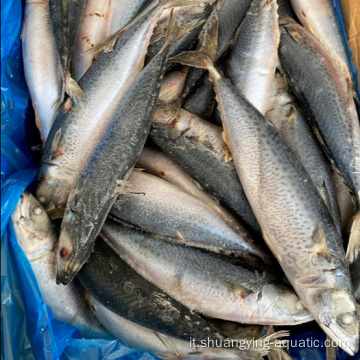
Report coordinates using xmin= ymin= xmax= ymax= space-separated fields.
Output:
xmin=310 ymin=221 xmax=331 ymax=261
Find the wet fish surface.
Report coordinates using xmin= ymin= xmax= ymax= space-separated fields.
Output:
xmin=111 ymin=170 xmax=268 ymax=263
xmin=78 ymin=238 xmax=223 ymax=342
xmin=102 ymin=220 xmax=313 ymax=326
xmin=170 ymin=14 xmax=359 ymax=354
xmin=278 ymin=15 xmax=360 ymax=263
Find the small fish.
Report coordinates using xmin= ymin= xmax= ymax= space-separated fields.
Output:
xmin=170 ymin=13 xmax=359 ymax=355
xmin=102 ymin=220 xmax=313 ymax=326
xmin=278 ymin=15 xmax=360 ymax=263
xmin=225 ymin=0 xmax=279 ymax=114
xmin=11 ymin=191 xmax=108 ymax=338
xmin=22 ymin=0 xmax=64 ymax=143
xmin=111 ymin=170 xmax=269 ymax=264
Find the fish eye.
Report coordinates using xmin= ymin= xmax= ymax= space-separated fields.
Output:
xmin=32 ymin=204 xmax=44 ymax=215
xmin=337 ymin=313 xmax=356 ymax=327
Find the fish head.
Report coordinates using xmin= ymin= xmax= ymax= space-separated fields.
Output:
xmin=36 ymin=167 xmax=70 ymax=219
xmin=56 ymin=206 xmax=95 ymax=285
xmin=296 ymin=268 xmax=359 ymax=355
xmin=256 ymin=283 xmax=313 ymax=325
xmin=11 ymin=191 xmax=54 ymax=258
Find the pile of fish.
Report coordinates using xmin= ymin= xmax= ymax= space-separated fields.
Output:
xmin=13 ymin=0 xmax=360 ymax=358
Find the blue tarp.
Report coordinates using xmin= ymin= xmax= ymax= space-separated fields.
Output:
xmin=1 ymin=0 xmax=358 ymax=359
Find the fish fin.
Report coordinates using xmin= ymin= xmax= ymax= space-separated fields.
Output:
xmin=20 ymin=14 xmax=27 ymax=41
xmin=164 ymin=8 xmax=205 ymax=45
xmin=285 ymin=105 xmax=296 ymax=126
xmin=295 ymin=268 xmax=337 ymax=289
xmin=221 ymin=123 xmax=231 ymax=149
xmin=65 ymin=73 xmax=86 ymax=102
xmin=169 ymin=12 xmax=219 ymax=75
xmin=346 ymin=212 xmax=360 ymax=263
xmin=310 ymin=222 xmax=331 ymax=261
xmin=262 ymin=232 xmax=281 ymax=262
xmin=325 ymin=335 xmax=337 ymax=360
xmin=86 ymin=31 xmax=123 ymax=56
xmin=176 ymin=230 xmax=186 ymax=243
xmin=50 ymin=129 xmax=62 ymax=159
xmin=71 ymin=177 xmax=89 ymax=209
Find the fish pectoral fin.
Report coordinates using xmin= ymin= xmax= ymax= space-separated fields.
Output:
xmin=295 ymin=268 xmax=336 ymax=289
xmin=50 ymin=129 xmax=63 ymax=159
xmin=65 ymin=73 xmax=86 ymax=102
xmin=310 ymin=222 xmax=331 ymax=261
xmin=346 ymin=212 xmax=360 ymax=263
xmin=154 ymin=331 xmax=180 ymax=358
xmin=111 ymin=180 xmax=143 ymax=198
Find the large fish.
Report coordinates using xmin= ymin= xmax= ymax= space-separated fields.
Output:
xmin=88 ymin=294 xmax=283 ymax=360
xmin=22 ymin=0 xmax=64 ymax=144
xmin=266 ymin=71 xmax=342 ymax=236
xmin=78 ymin=238 xmax=224 ymax=342
xmin=170 ymin=14 xmax=359 ymax=355
xmin=37 ymin=0 xmax=193 ymax=218
xmin=225 ymin=0 xmax=279 ymax=114
xmin=102 ymin=220 xmax=313 ymax=326
xmin=278 ymin=15 xmax=360 ymax=263
xmin=49 ymin=0 xmax=86 ymax=100
xmin=111 ymin=170 xmax=269 ymax=264
xmin=11 ymin=191 xmax=108 ymax=338
xmin=56 ymin=14 xmax=201 ymax=285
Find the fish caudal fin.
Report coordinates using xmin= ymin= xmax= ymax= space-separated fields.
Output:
xmin=170 ymin=12 xmax=219 ymax=74
xmin=347 ymin=212 xmax=360 ymax=263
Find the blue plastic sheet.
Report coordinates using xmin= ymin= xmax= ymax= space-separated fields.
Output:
xmin=0 ymin=0 xmax=358 ymax=359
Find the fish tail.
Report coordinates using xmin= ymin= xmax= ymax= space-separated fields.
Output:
xmin=347 ymin=211 xmax=360 ymax=263
xmin=170 ymin=12 xmax=218 ymax=74
xmin=65 ymin=72 xmax=86 ymax=102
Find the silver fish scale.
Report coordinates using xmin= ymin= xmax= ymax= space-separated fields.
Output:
xmin=215 ymin=76 xmax=347 ymax=281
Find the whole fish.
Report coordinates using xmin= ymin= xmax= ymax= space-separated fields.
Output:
xmin=289 ymin=0 xmax=353 ymax=86
xmin=266 ymin=71 xmax=342 ymax=236
xmin=88 ymin=294 xmax=276 ymax=360
xmin=37 ymin=0 xmax=185 ymax=218
xmin=278 ymin=15 xmax=360 ymax=263
xmin=49 ymin=0 xmax=86 ymax=100
xmin=151 ymin=107 xmax=261 ymax=235
xmin=170 ymin=14 xmax=359 ymax=355
xmin=102 ymin=220 xmax=313 ymax=326
xmin=22 ymin=0 xmax=64 ymax=144
xmin=56 ymin=14 xmax=201 ymax=285
xmin=111 ymin=170 xmax=269 ymax=264
xmin=78 ymin=238 xmax=223 ymax=342
xmin=11 ymin=191 xmax=108 ymax=338
xmin=72 ymin=0 xmax=112 ymax=82
xmin=225 ymin=0 xmax=279 ymax=114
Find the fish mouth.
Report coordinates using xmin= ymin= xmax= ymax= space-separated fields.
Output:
xmin=321 ymin=322 xmax=359 ymax=356
xmin=56 ymin=259 xmax=82 ymax=285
